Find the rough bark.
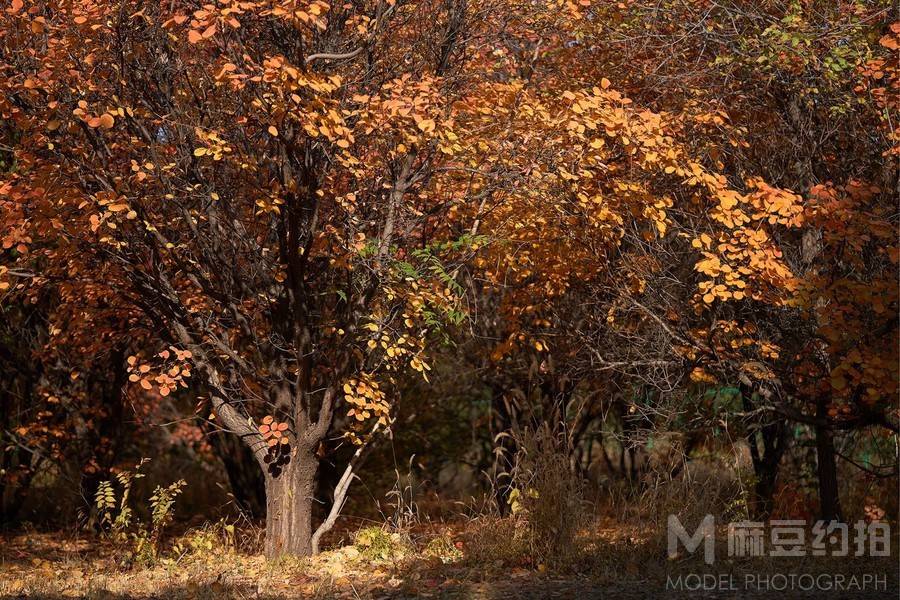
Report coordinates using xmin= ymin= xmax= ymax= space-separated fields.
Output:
xmin=264 ymin=448 xmax=319 ymax=558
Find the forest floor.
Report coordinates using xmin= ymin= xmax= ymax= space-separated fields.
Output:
xmin=0 ymin=520 xmax=897 ymax=599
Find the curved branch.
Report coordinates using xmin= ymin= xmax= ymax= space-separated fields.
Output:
xmin=304 ymin=47 xmax=363 ymax=64
xmin=304 ymin=0 xmax=399 ymax=66
xmin=311 ymin=423 xmax=382 ymax=553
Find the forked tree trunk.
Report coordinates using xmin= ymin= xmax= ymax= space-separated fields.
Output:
xmin=264 ymin=449 xmax=318 ymax=558
xmin=740 ymin=383 xmax=787 ymax=520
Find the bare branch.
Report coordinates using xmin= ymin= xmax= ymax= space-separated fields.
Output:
xmin=311 ymin=422 xmax=382 ymax=553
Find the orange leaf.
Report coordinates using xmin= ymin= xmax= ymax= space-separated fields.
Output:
xmin=879 ymin=34 xmax=898 ymax=50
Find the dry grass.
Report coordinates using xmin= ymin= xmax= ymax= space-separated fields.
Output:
xmin=1 ymin=517 xmax=897 ymax=599
xmin=638 ymin=456 xmax=749 ymax=557
xmin=473 ymin=426 xmax=592 ymax=571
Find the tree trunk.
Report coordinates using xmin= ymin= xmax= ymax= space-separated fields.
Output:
xmin=752 ymin=457 xmax=780 ymax=520
xmin=741 ymin=384 xmax=787 ymax=520
xmin=815 ymin=397 xmax=842 ymax=522
xmin=264 ymin=449 xmax=318 ymax=558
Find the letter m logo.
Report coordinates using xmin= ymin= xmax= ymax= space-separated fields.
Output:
xmin=668 ymin=514 xmax=715 ymax=564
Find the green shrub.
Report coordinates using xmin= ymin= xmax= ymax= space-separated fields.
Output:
xmin=93 ymin=458 xmax=186 ymax=566
xmin=353 ymin=526 xmax=409 ymax=561
xmin=422 ymin=534 xmax=464 ymax=564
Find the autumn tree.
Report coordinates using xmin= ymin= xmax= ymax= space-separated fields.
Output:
xmin=576 ymin=0 xmax=899 ymax=518
xmin=0 ymin=0 xmax=487 ymax=556
xmin=452 ymin=0 xmax=898 ymax=520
